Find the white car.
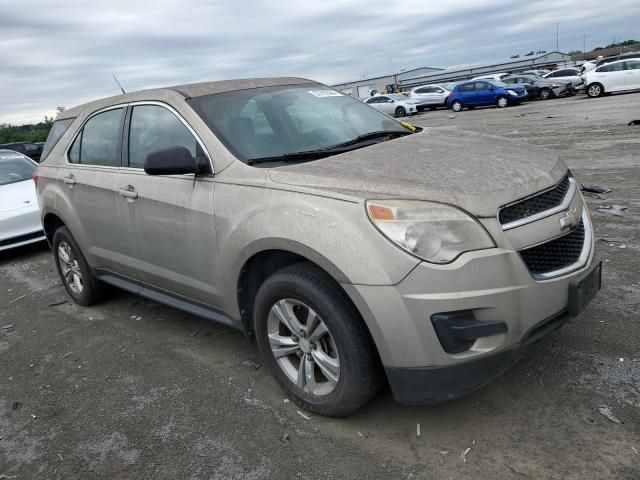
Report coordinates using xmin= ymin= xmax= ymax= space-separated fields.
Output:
xmin=408 ymin=84 xmax=452 ymax=110
xmin=580 ymin=61 xmax=597 ymax=75
xmin=364 ymin=94 xmax=418 ymax=117
xmin=543 ymin=68 xmax=583 ymax=88
xmin=471 ymin=73 xmax=510 ymax=82
xmin=585 ymin=58 xmax=640 ymax=97
xmin=0 ymin=150 xmax=45 ymax=251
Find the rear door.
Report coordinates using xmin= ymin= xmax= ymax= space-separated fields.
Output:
xmin=596 ymin=61 xmax=626 ymax=91
xmin=116 ymin=102 xmax=219 ymax=304
xmin=58 ymin=107 xmax=135 ymax=275
xmin=457 ymin=82 xmax=476 ymax=104
xmin=623 ymin=60 xmax=640 ymax=89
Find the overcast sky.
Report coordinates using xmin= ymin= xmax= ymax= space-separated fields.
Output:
xmin=1 ymin=0 xmax=638 ymax=124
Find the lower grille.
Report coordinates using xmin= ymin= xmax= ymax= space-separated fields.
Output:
xmin=0 ymin=230 xmax=45 ymax=247
xmin=519 ymin=220 xmax=585 ymax=276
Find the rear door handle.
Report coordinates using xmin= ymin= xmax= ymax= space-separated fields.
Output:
xmin=119 ymin=186 xmax=138 ymax=199
xmin=63 ymin=175 xmax=76 ymax=185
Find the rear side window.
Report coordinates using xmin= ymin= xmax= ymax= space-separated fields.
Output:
xmin=41 ymin=118 xmax=74 ymax=161
xmin=128 ymin=105 xmax=197 ymax=169
xmin=68 ymin=108 xmax=124 ymax=166
xmin=459 ymin=83 xmax=475 ymax=92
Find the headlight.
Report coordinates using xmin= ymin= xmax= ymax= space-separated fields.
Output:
xmin=366 ymin=200 xmax=495 ymax=263
xmin=508 ymin=89 xmax=518 ymax=96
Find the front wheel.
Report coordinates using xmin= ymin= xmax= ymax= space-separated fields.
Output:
xmin=451 ymin=100 xmax=462 ymax=112
xmin=497 ymin=96 xmax=509 ymax=108
xmin=395 ymin=106 xmax=406 ymax=117
xmin=539 ymin=88 xmax=551 ymax=100
xmin=254 ymin=263 xmax=383 ymax=417
xmin=587 ymin=83 xmax=604 ymax=98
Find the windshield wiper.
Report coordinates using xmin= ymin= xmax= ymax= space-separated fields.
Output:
xmin=328 ymin=130 xmax=412 ymax=149
xmin=247 ymin=130 xmax=413 ymax=166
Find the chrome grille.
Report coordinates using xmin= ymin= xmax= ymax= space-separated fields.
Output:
xmin=499 ymin=175 xmax=571 ymax=226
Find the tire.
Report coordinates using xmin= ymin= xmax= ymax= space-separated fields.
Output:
xmin=52 ymin=226 xmax=103 ymax=306
xmin=587 ymin=83 xmax=604 ymax=98
xmin=497 ymin=96 xmax=509 ymax=108
xmin=395 ymin=106 xmax=406 ymax=117
xmin=539 ymin=88 xmax=551 ymax=100
xmin=254 ymin=263 xmax=383 ymax=417
xmin=451 ymin=100 xmax=462 ymax=112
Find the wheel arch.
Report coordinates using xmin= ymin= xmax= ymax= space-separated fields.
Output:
xmin=43 ymin=211 xmax=67 ymax=246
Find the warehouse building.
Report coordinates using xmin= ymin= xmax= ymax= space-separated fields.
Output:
xmin=334 ymin=51 xmax=572 ymax=98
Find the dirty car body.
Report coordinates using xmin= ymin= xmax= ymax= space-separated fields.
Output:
xmin=37 ymin=77 xmax=600 ymax=415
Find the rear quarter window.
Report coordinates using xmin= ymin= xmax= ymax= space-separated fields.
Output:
xmin=41 ymin=118 xmax=75 ymax=161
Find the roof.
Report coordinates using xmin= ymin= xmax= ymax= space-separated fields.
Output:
xmin=58 ymin=77 xmax=315 ymax=120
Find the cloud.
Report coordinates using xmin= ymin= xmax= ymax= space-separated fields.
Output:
xmin=1 ymin=0 xmax=638 ymax=124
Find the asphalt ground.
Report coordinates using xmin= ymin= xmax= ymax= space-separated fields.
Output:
xmin=1 ymin=91 xmax=639 ymax=479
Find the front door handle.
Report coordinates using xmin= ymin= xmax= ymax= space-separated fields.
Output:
xmin=119 ymin=186 xmax=138 ymax=199
xmin=63 ymin=174 xmax=76 ymax=185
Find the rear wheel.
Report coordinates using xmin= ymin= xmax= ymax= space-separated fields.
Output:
xmin=497 ymin=96 xmax=509 ymax=108
xmin=587 ymin=83 xmax=604 ymax=97
xmin=254 ymin=263 xmax=383 ymax=417
xmin=451 ymin=100 xmax=462 ymax=112
xmin=539 ymin=88 xmax=551 ymax=100
xmin=52 ymin=227 xmax=103 ymax=306
xmin=395 ymin=106 xmax=406 ymax=117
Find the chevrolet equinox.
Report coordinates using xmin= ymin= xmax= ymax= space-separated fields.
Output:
xmin=37 ymin=78 xmax=601 ymax=416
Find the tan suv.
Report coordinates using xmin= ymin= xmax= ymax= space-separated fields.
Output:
xmin=37 ymin=78 xmax=601 ymax=416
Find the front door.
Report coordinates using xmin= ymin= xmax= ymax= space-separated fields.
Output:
xmin=474 ymin=81 xmax=494 ymax=105
xmin=116 ymin=103 xmax=220 ymax=305
xmin=624 ymin=60 xmax=640 ymax=89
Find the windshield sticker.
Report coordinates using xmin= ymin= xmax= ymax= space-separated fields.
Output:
xmin=307 ymin=90 xmax=343 ymax=98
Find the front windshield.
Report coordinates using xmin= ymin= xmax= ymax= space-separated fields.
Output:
xmin=188 ymin=84 xmax=409 ymax=163
xmin=491 ymin=81 xmax=508 ymax=87
xmin=0 ymin=153 xmax=36 ymax=186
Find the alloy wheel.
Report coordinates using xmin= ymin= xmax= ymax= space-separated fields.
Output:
xmin=267 ymin=299 xmax=340 ymax=396
xmin=498 ymin=97 xmax=508 ymax=108
xmin=588 ymin=84 xmax=601 ymax=97
xmin=58 ymin=241 xmax=84 ymax=294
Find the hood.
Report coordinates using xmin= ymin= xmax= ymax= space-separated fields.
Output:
xmin=0 ymin=180 xmax=38 ymax=214
xmin=268 ymin=128 xmax=567 ymax=218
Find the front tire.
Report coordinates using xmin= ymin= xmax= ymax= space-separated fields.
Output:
xmin=451 ymin=100 xmax=462 ymax=112
xmin=539 ymin=88 xmax=551 ymax=100
xmin=587 ymin=83 xmax=604 ymax=98
xmin=52 ymin=226 xmax=103 ymax=306
xmin=497 ymin=96 xmax=509 ymax=108
xmin=254 ymin=263 xmax=383 ymax=417
xmin=395 ymin=106 xmax=406 ymax=117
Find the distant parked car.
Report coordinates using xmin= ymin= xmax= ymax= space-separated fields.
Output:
xmin=595 ymin=52 xmax=640 ymax=68
xmin=543 ymin=68 xmax=583 ymax=88
xmin=584 ymin=58 xmax=640 ymax=97
xmin=407 ymin=84 xmax=452 ymax=110
xmin=580 ymin=61 xmax=598 ymax=75
xmin=0 ymin=150 xmax=45 ymax=251
xmin=471 ymin=73 xmax=510 ymax=82
xmin=446 ymin=80 xmax=528 ymax=111
xmin=0 ymin=142 xmax=43 ymax=163
xmin=502 ymin=75 xmax=574 ymax=100
xmin=521 ymin=69 xmax=550 ymax=77
xmin=364 ymin=94 xmax=419 ymax=116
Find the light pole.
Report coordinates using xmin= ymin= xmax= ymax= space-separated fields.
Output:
xmin=583 ymin=34 xmax=586 ymax=54
xmin=556 ymin=22 xmax=559 ymax=51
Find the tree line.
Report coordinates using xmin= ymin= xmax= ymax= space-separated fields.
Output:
xmin=0 ymin=117 xmax=54 ymax=144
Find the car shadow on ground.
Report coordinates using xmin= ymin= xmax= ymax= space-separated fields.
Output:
xmin=0 ymin=240 xmax=49 ymax=266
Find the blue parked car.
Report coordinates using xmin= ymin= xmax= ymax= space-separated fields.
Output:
xmin=446 ymin=80 xmax=528 ymax=112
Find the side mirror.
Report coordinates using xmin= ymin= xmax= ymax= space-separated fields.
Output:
xmin=144 ymin=146 xmax=198 ymax=176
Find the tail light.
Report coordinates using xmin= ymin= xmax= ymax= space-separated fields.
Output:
xmin=32 ymin=170 xmax=39 ymax=188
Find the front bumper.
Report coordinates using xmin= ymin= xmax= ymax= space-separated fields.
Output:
xmin=342 ymin=205 xmax=598 ymax=404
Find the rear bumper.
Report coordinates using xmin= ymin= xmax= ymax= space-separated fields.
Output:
xmin=386 ymin=309 xmax=571 ymax=404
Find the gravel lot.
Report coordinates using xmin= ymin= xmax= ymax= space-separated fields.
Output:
xmin=1 ymin=92 xmax=639 ymax=479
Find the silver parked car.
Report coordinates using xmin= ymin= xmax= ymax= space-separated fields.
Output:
xmin=37 ymin=78 xmax=601 ymax=416
xmin=543 ymin=68 xmax=584 ymax=88
xmin=408 ymin=84 xmax=452 ymax=110
xmin=363 ymin=94 xmax=418 ymax=116
xmin=0 ymin=150 xmax=45 ymax=251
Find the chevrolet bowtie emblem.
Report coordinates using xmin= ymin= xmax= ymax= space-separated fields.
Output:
xmin=559 ymin=207 xmax=579 ymax=230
